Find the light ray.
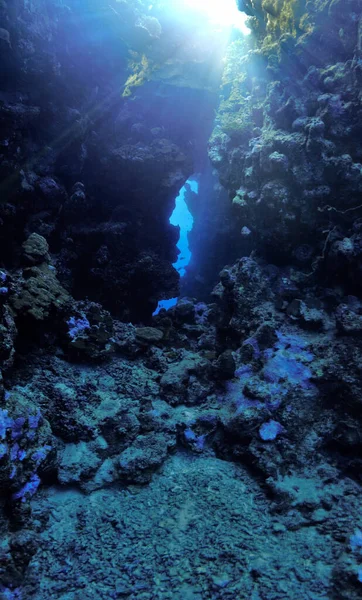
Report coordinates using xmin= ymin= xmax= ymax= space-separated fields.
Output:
xmin=179 ymin=0 xmax=250 ymax=33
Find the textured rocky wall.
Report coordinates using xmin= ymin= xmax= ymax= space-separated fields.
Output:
xmin=2 ymin=5 xmax=362 ymax=598
xmin=0 ymin=0 xmax=218 ymax=326
xmin=210 ymin=0 xmax=362 ymax=292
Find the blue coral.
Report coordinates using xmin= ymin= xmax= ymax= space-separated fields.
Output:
xmin=67 ymin=315 xmax=90 ymax=339
xmin=259 ymin=420 xmax=284 ymax=441
xmin=32 ymin=445 xmax=52 ymax=466
xmin=28 ymin=409 xmax=41 ymax=430
xmin=11 ymin=417 xmax=26 ymax=440
xmin=225 ymin=330 xmax=316 ymax=435
xmin=10 ymin=443 xmax=19 ymax=461
xmin=0 ymin=409 xmax=12 ymax=439
xmin=350 ymin=529 xmax=362 ymax=554
xmin=184 ymin=427 xmax=206 ymax=451
xmin=0 ymin=404 xmax=51 ymax=502
xmin=0 ymin=587 xmax=22 ymax=599
xmin=12 ymin=473 xmax=40 ymax=502
xmin=263 ymin=353 xmax=312 ymax=387
xmin=263 ymin=331 xmax=314 ymax=389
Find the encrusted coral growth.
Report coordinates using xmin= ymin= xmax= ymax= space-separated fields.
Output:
xmin=0 ymin=391 xmax=53 ymax=505
xmin=10 ymin=234 xmax=70 ymax=322
xmin=63 ymin=301 xmax=115 ymax=361
xmin=210 ymin=0 xmax=362 ymax=289
xmin=122 ymin=53 xmax=154 ymax=97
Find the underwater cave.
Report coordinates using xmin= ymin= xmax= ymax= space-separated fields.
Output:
xmin=154 ymin=177 xmax=198 ymax=315
xmin=1 ymin=1 xmax=362 ymax=599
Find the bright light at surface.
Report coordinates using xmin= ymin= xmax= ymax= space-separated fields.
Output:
xmin=182 ymin=0 xmax=250 ymax=33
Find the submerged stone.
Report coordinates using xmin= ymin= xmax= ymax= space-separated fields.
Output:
xmin=135 ymin=327 xmax=164 ymax=344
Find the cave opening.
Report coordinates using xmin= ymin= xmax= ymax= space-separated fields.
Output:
xmin=153 ymin=178 xmax=198 ymax=315
xmin=170 ymin=178 xmax=198 ymax=278
xmin=142 ymin=0 xmax=251 ymax=318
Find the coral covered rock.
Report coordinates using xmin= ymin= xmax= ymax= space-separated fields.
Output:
xmin=22 ymin=233 xmax=50 ymax=266
xmin=0 ymin=390 xmax=54 ymax=505
xmin=11 ymin=264 xmax=70 ymax=322
xmin=63 ymin=302 xmax=115 ymax=361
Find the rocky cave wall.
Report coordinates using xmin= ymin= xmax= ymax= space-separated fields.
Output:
xmin=209 ymin=0 xmax=362 ymax=289
xmin=2 ymin=2 xmax=362 ymax=599
xmin=0 ymin=0 xmax=219 ymax=327
xmin=184 ymin=0 xmax=362 ymax=302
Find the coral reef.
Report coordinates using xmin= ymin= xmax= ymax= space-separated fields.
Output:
xmin=0 ymin=1 xmax=362 ymax=599
xmin=209 ymin=0 xmax=362 ymax=283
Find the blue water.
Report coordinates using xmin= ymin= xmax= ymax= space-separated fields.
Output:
xmin=171 ymin=179 xmax=198 ymax=276
xmin=153 ymin=179 xmax=198 ymax=315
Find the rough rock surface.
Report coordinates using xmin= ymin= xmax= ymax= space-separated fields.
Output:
xmin=0 ymin=1 xmax=362 ymax=600
xmin=209 ymin=0 xmax=362 ymax=291
xmin=0 ymin=0 xmax=216 ymax=322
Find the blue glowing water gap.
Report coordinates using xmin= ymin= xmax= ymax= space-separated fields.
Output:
xmin=154 ymin=179 xmax=197 ymax=314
